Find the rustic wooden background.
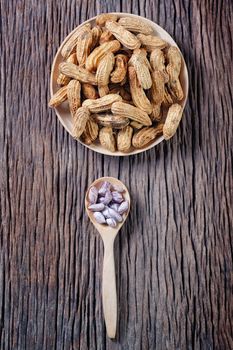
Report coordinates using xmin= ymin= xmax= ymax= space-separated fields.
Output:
xmin=0 ymin=0 xmax=232 ymax=349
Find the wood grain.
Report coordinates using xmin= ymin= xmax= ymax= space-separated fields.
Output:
xmin=0 ymin=0 xmax=232 ymax=349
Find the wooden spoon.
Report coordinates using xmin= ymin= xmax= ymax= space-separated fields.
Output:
xmin=85 ymin=177 xmax=130 ymax=338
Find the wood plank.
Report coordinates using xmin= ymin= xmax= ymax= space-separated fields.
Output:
xmin=0 ymin=0 xmax=232 ymax=349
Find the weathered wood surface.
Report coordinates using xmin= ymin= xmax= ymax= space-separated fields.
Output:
xmin=0 ymin=0 xmax=232 ymax=349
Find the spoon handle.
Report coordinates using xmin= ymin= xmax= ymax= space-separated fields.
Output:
xmin=102 ymin=238 xmax=117 ymax=338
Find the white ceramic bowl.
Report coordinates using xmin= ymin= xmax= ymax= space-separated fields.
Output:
xmin=50 ymin=13 xmax=189 ymax=156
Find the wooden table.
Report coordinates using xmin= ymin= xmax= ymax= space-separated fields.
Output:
xmin=0 ymin=1 xmax=232 ymax=349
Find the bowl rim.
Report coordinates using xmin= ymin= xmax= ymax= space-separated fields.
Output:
xmin=50 ymin=12 xmax=189 ymax=156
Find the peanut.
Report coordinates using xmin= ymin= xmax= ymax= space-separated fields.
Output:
xmin=73 ymin=106 xmax=90 ymax=139
xmin=150 ymin=48 xmax=169 ymax=82
xmin=91 ymin=26 xmax=102 ymax=49
xmin=111 ymin=54 xmax=128 ymax=84
xmin=82 ymin=94 xmax=122 ymax=113
xmin=82 ymin=83 xmax=98 ymax=99
xmin=117 ymin=126 xmax=133 ymax=152
xmin=96 ymin=52 xmax=115 ymax=86
xmin=105 ymin=21 xmax=141 ymax=50
xmin=150 ymin=103 xmax=162 ymax=122
xmin=48 ymin=86 xmax=68 ymax=107
xmin=163 ymin=103 xmax=183 ymax=140
xmin=61 ymin=23 xmax=91 ymax=58
xmin=166 ymin=46 xmax=184 ymax=101
xmin=150 ymin=70 xmax=165 ymax=120
xmin=85 ymin=40 xmax=121 ymax=71
xmin=163 ymin=87 xmax=174 ymax=107
xmin=59 ymin=62 xmax=97 ymax=85
xmin=132 ymin=124 xmax=164 ymax=148
xmin=96 ymin=13 xmax=118 ymax=26
xmin=118 ymin=17 xmax=153 ymax=35
xmin=99 ymin=29 xmax=114 ymax=44
xmin=92 ymin=113 xmax=130 ymax=129
xmin=128 ymin=66 xmax=152 ymax=114
xmin=82 ymin=119 xmax=99 ymax=144
xmin=76 ymin=25 xmax=93 ymax=65
xmin=67 ymin=80 xmax=81 ymax=117
xmin=129 ymin=49 xmax=152 ymax=89
xmin=99 ymin=126 xmax=116 ymax=152
xmin=57 ymin=53 xmax=77 ymax=86
xmin=98 ymin=85 xmax=110 ymax=97
xmin=130 ymin=121 xmax=144 ymax=129
xmin=111 ymin=101 xmax=152 ymax=126
xmin=137 ymin=34 xmax=167 ymax=51
xmin=151 ymin=70 xmax=165 ymax=104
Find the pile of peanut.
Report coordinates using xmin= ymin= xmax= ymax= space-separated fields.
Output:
xmin=49 ymin=13 xmax=185 ymax=152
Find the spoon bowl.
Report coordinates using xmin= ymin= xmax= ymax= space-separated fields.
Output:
xmin=85 ymin=177 xmax=130 ymax=338
xmin=85 ymin=177 xmax=130 ymax=237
